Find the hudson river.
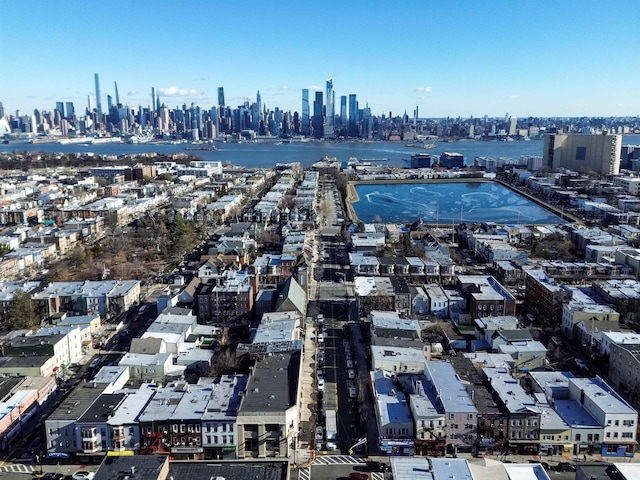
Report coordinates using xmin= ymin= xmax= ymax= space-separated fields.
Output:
xmin=3 ymin=136 xmax=639 ymax=169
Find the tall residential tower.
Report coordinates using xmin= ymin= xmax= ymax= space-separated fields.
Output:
xmin=94 ymin=73 xmax=102 ymax=116
xmin=325 ymin=79 xmax=334 ymax=138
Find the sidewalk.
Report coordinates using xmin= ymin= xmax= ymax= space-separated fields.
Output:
xmin=292 ymin=323 xmax=318 ymax=468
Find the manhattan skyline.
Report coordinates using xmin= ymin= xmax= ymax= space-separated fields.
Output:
xmin=1 ymin=0 xmax=639 ymax=118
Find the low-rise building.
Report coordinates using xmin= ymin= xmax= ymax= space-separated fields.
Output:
xmin=424 ymin=361 xmax=477 ymax=453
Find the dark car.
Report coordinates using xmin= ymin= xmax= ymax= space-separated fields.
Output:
xmin=349 ymin=473 xmax=369 ymax=480
xmin=528 ymin=460 xmax=550 ymax=470
xmin=365 ymin=461 xmax=388 ymax=472
xmin=555 ymin=462 xmax=576 ymax=472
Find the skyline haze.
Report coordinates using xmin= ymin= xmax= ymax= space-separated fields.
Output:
xmin=1 ymin=0 xmax=639 ymax=118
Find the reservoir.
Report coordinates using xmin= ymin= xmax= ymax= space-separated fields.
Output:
xmin=351 ymin=181 xmax=566 ymax=225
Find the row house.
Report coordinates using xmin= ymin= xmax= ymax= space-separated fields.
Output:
xmin=236 ymin=351 xmax=301 ymax=458
xmin=197 ymin=271 xmax=256 ymax=325
xmin=409 ymin=376 xmax=447 ymax=456
xmin=0 ymin=376 xmax=58 ymax=452
xmin=561 ymin=288 xmax=619 ymax=341
xmin=424 ymin=361 xmax=478 ymax=454
xmin=456 ymin=275 xmax=516 ymax=320
xmin=252 ymin=254 xmax=297 ymax=284
xmin=31 ymin=280 xmax=141 ymax=320
xmin=370 ymin=370 xmax=414 ymax=455
xmin=524 ymin=269 xmax=573 ymax=325
xmin=483 ymin=367 xmax=541 ymax=455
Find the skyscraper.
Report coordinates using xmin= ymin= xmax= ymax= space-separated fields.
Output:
xmin=348 ymin=94 xmax=359 ymax=137
xmin=94 ymin=73 xmax=102 ymax=115
xmin=312 ymin=91 xmax=324 ymax=139
xmin=114 ymin=81 xmax=120 ymax=107
xmin=55 ymin=102 xmax=65 ymax=118
xmin=325 ymin=79 xmax=334 ymax=138
xmin=65 ymin=102 xmax=75 ymax=119
xmin=151 ymin=88 xmax=157 ymax=115
xmin=339 ymin=96 xmax=347 ymax=129
xmin=301 ymin=89 xmax=310 ymax=136
xmin=218 ymin=87 xmax=225 ymax=108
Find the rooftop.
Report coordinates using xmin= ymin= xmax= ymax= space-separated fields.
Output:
xmin=239 ymin=351 xmax=300 ymax=414
xmin=424 ymin=361 xmax=477 ymax=414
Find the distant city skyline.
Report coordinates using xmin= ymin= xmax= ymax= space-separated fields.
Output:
xmin=1 ymin=1 xmax=639 ymax=117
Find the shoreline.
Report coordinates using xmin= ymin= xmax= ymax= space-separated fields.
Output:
xmin=345 ymin=177 xmax=581 ymax=226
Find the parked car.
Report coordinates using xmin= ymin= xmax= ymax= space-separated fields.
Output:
xmin=349 ymin=473 xmax=369 ymax=480
xmin=555 ymin=462 xmax=576 ymax=472
xmin=72 ymin=472 xmax=95 ymax=480
xmin=346 ymin=359 xmax=354 ymax=369
xmin=365 ymin=461 xmax=388 ymax=472
xmin=348 ymin=369 xmax=355 ymax=379
xmin=349 ymin=386 xmax=357 ymax=398
xmin=574 ymin=358 xmax=587 ymax=370
xmin=318 ymin=379 xmax=325 ymax=391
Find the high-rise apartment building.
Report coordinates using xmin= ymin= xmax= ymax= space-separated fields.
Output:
xmin=339 ymin=96 xmax=347 ymax=128
xmin=507 ymin=116 xmax=517 ymax=136
xmin=301 ymin=89 xmax=310 ymax=136
xmin=94 ymin=73 xmax=102 ymax=116
xmin=65 ymin=102 xmax=75 ymax=119
xmin=55 ymin=102 xmax=65 ymax=118
xmin=348 ymin=94 xmax=359 ymax=137
xmin=325 ymin=79 xmax=334 ymax=138
xmin=312 ymin=91 xmax=324 ymax=139
xmin=543 ymin=133 xmax=622 ymax=175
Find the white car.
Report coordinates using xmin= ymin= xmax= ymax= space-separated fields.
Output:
xmin=574 ymin=358 xmax=588 ymax=370
xmin=348 ymin=369 xmax=355 ymax=379
xmin=315 ymin=426 xmax=324 ymax=442
xmin=346 ymin=359 xmax=354 ymax=369
xmin=72 ymin=472 xmax=95 ymax=480
xmin=349 ymin=386 xmax=358 ymax=398
xmin=318 ymin=378 xmax=325 ymax=391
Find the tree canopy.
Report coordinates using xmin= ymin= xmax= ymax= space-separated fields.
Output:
xmin=8 ymin=289 xmax=39 ymax=330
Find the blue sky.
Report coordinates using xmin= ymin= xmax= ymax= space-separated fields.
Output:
xmin=1 ymin=0 xmax=639 ymax=118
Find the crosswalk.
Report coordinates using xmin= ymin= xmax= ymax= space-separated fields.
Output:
xmin=314 ymin=454 xmax=364 ymax=465
xmin=298 ymin=466 xmax=311 ymax=480
xmin=310 ymin=456 xmax=384 ymax=480
xmin=1 ymin=464 xmax=35 ymax=473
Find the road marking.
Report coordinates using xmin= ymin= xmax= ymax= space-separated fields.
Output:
xmin=313 ymin=454 xmax=364 ymax=465
xmin=298 ymin=466 xmax=311 ymax=480
xmin=1 ymin=464 xmax=35 ymax=473
xmin=371 ymin=473 xmax=385 ymax=480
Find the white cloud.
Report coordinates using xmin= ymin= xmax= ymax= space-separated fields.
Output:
xmin=509 ymin=94 xmax=520 ymax=99
xmin=127 ymin=90 xmax=138 ymax=96
xmin=415 ymin=86 xmax=432 ymax=93
xmin=309 ymin=85 xmax=323 ymax=91
xmin=158 ymin=86 xmax=201 ymax=97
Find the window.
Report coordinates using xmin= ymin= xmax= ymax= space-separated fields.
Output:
xmin=468 ymin=414 xmax=474 ymax=420
xmin=622 ymin=432 xmax=633 ymax=439
xmin=195 ymin=425 xmax=201 ymax=433
xmin=449 ymin=414 xmax=455 ymax=419
xmin=187 ymin=425 xmax=193 ymax=433
xmin=615 ymin=420 xmax=620 ymax=426
xmin=614 ymin=432 xmax=619 ymax=439
xmin=594 ymin=434 xmax=599 ymax=441
xmin=576 ymin=146 xmax=587 ymax=161
xmin=623 ymin=420 xmax=635 ymax=427
xmin=588 ymin=434 xmax=593 ymax=442
xmin=576 ymin=434 xmax=581 ymax=441
xmin=606 ymin=432 xmax=611 ymax=438
xmin=172 ymin=425 xmax=178 ymax=433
